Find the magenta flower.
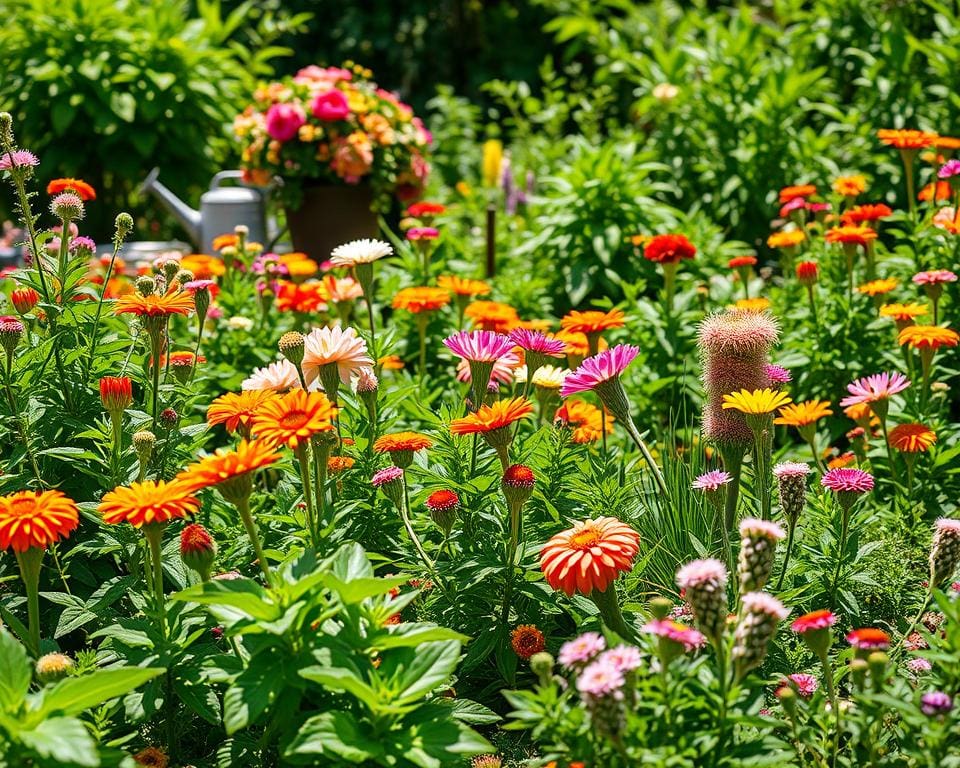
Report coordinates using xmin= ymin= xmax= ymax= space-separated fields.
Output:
xmin=937 ymin=159 xmax=960 ymax=179
xmin=0 ymin=150 xmax=39 ymax=170
xmin=821 ymin=468 xmax=874 ymax=494
xmin=765 ymin=364 xmax=792 ymax=384
xmin=264 ymin=102 xmax=306 ymax=142
xmin=184 ymin=279 xmax=217 ymax=293
xmin=576 ymin=659 xmax=625 ymax=699
xmin=787 ymin=673 xmax=818 ymax=698
xmin=455 ymin=352 xmax=519 ymax=384
xmin=913 ymin=269 xmax=958 ymax=286
xmin=921 ymin=691 xmax=952 ymax=716
xmin=444 ymin=330 xmax=515 ymax=362
xmin=371 ymin=466 xmax=404 ymax=487
xmin=508 ymin=328 xmax=566 ymax=357
xmin=692 ymin=470 xmax=732 ymax=492
xmin=839 ymin=371 xmax=910 ymax=408
xmin=311 ymin=89 xmax=351 ymax=121
xmin=407 ymin=227 xmax=439 ymax=241
xmin=558 ymin=632 xmax=606 ymax=668
xmin=560 ymin=344 xmax=639 ymax=397
xmin=642 ymin=619 xmax=707 ymax=651
xmin=69 ymin=236 xmax=97 ymax=254
xmin=908 ymin=658 xmax=932 ymax=674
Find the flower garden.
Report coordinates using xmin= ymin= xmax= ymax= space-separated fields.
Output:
xmin=1 ymin=1 xmax=960 ymax=766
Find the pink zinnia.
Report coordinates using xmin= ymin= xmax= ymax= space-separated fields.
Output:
xmin=846 ymin=628 xmax=891 ymax=651
xmin=558 ymin=632 xmax=606 ymax=668
xmin=371 ymin=466 xmax=404 ymax=487
xmin=576 ymin=659 xmax=625 ymax=699
xmin=780 ymin=197 xmax=806 ymax=217
xmin=508 ymin=328 xmax=566 ymax=357
xmin=642 ymin=619 xmax=707 ymax=651
xmin=937 ymin=159 xmax=960 ymax=179
xmin=791 ymin=609 xmax=836 ymax=634
xmin=598 ymin=645 xmax=643 ymax=673
xmin=821 ymin=468 xmax=874 ymax=493
xmin=676 ymin=558 xmax=728 ymax=589
xmin=560 ymin=344 xmax=639 ymax=397
xmin=444 ymin=330 xmax=515 ymax=362
xmin=456 ymin=352 xmax=519 ymax=384
xmin=787 ymin=673 xmax=819 ymax=698
xmin=839 ymin=371 xmax=910 ymax=408
xmin=913 ymin=270 xmax=958 ymax=286
xmin=0 ymin=150 xmax=39 ymax=170
xmin=692 ymin=470 xmax=732 ymax=492
xmin=407 ymin=227 xmax=439 ymax=241
xmin=765 ymin=364 xmax=792 ymax=384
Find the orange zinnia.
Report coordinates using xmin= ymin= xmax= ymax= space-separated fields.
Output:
xmin=180 ymin=254 xmax=226 ymax=279
xmin=373 ymin=432 xmax=433 ymax=453
xmin=251 ymin=389 xmax=337 ymax=449
xmin=177 ymin=439 xmax=281 ymax=495
xmin=825 ymin=226 xmax=877 ymax=247
xmin=832 ymin=175 xmax=866 ymax=197
xmin=898 ymin=325 xmax=959 ymax=350
xmin=207 ymin=390 xmax=276 ymax=435
xmin=779 ymin=184 xmax=817 ymax=203
xmin=0 ymin=490 xmax=79 ymax=552
xmin=449 ymin=397 xmax=534 ymax=435
xmin=555 ymin=398 xmax=613 ymax=444
xmin=774 ymin=399 xmax=833 ymax=428
xmin=392 ymin=286 xmax=450 ymax=313
xmin=877 ymin=129 xmax=937 ymax=150
xmin=46 ymin=177 xmax=96 ymax=200
xmin=464 ymin=300 xmax=520 ymax=332
xmin=767 ymin=230 xmax=805 ymax=249
xmin=842 ymin=203 xmax=893 ymax=225
xmin=114 ymin=290 xmax=194 ymax=317
xmin=274 ymin=280 xmax=326 ymax=313
xmin=888 ymin=423 xmax=936 ymax=453
xmin=437 ymin=275 xmax=491 ymax=297
xmin=212 ymin=234 xmax=239 ymax=251
xmin=378 ymin=354 xmax=405 ymax=371
xmin=857 ymin=278 xmax=898 ymax=297
xmin=559 ymin=308 xmax=625 ymax=335
xmin=918 ymin=181 xmax=953 ymax=202
xmin=843 ymin=402 xmax=879 ymax=429
xmin=880 ymin=302 xmax=928 ymax=322
xmin=540 ymin=517 xmax=640 ymax=596
xmin=99 ymin=480 xmax=200 ymax=528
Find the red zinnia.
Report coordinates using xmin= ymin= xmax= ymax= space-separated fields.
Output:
xmin=100 ymin=376 xmax=133 ymax=416
xmin=510 ymin=624 xmax=546 ymax=659
xmin=47 ymin=177 xmax=97 ymax=201
xmin=795 ymin=261 xmax=818 ymax=285
xmin=643 ymin=234 xmax=696 ymax=264
xmin=728 ymin=256 xmax=758 ymax=269
xmin=790 ymin=609 xmax=836 ymax=634
xmin=846 ymin=627 xmax=890 ymax=651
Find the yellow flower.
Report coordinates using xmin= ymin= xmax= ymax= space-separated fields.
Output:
xmin=722 ymin=388 xmax=793 ymax=416
xmin=774 ymin=399 xmax=833 ymax=427
xmin=731 ymin=297 xmax=771 ymax=313
xmin=832 ymin=175 xmax=867 ymax=197
xmin=857 ymin=278 xmax=898 ymax=297
xmin=482 ymin=140 xmax=503 ymax=188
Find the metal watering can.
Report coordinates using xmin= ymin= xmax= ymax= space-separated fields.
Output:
xmin=140 ymin=168 xmax=278 ymax=253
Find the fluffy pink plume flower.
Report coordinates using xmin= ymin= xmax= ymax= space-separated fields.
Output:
xmin=773 ymin=461 xmax=812 ymax=479
xmin=560 ymin=344 xmax=640 ymax=397
xmin=764 ymin=364 xmax=792 ymax=384
xmin=444 ymin=330 xmax=516 ymax=362
xmin=821 ymin=468 xmax=874 ymax=493
xmin=676 ymin=558 xmax=728 ymax=589
xmin=0 ymin=150 xmax=39 ymax=170
xmin=739 ymin=518 xmax=786 ymax=540
xmin=741 ymin=591 xmax=789 ymax=620
xmin=508 ymin=328 xmax=566 ymax=357
xmin=692 ymin=470 xmax=732 ymax=492
xmin=558 ymin=632 xmax=606 ymax=668
xmin=839 ymin=371 xmax=910 ymax=407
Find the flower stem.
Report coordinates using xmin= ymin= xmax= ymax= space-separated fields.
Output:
xmin=236 ymin=495 xmax=274 ymax=587
xmin=829 ymin=502 xmax=852 ymax=610
xmin=15 ymin=547 xmax=43 ymax=656
xmin=775 ymin=519 xmax=797 ymax=591
xmin=144 ymin=526 xmax=167 ymax=640
xmin=295 ymin=445 xmax=317 ymax=549
xmin=589 ymin=583 xmax=636 ymax=641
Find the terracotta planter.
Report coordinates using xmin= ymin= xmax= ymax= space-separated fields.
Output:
xmin=285 ymin=184 xmax=378 ymax=258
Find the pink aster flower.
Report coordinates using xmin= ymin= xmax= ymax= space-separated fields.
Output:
xmin=692 ymin=470 xmax=733 ymax=492
xmin=921 ymin=691 xmax=952 ymax=716
xmin=937 ymin=159 xmax=960 ymax=179
xmin=576 ymin=659 xmax=625 ymax=699
xmin=444 ymin=330 xmax=515 ymax=362
xmin=0 ymin=150 xmax=39 ymax=170
xmin=598 ymin=645 xmax=643 ymax=673
xmin=456 ymin=351 xmax=519 ymax=384
xmin=642 ymin=619 xmax=707 ymax=651
xmin=913 ymin=269 xmax=957 ymax=285
xmin=560 ymin=344 xmax=639 ymax=397
xmin=371 ymin=466 xmax=404 ymax=487
xmin=407 ymin=226 xmax=439 ymax=241
xmin=558 ymin=632 xmax=606 ymax=668
xmin=765 ymin=364 xmax=792 ymax=384
xmin=787 ymin=673 xmax=819 ymax=698
xmin=69 ymin=235 xmax=96 ymax=254
xmin=508 ymin=328 xmax=566 ymax=357
xmin=839 ymin=372 xmax=910 ymax=408
xmin=301 ymin=326 xmax=373 ymax=387
xmin=821 ymin=468 xmax=874 ymax=494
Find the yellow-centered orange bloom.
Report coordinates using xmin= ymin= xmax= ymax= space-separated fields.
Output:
xmin=373 ymin=432 xmax=433 ymax=453
xmin=0 ymin=490 xmax=79 ymax=552
xmin=722 ymin=388 xmax=793 ymax=416
xmin=176 ymin=439 xmax=282 ymax=494
xmin=180 ymin=254 xmax=226 ymax=279
xmin=898 ymin=325 xmax=960 ymax=350
xmin=857 ymin=278 xmax=898 ymax=297
xmin=888 ymin=423 xmax=936 ymax=453
xmin=464 ymin=300 xmax=520 ymax=332
xmin=327 ymin=455 xmax=355 ymax=473
xmin=559 ymin=308 xmax=625 ymax=335
xmin=114 ymin=291 xmax=194 ymax=317
xmin=212 ymin=234 xmax=239 ymax=251
xmin=392 ymin=286 xmax=450 ymax=313
xmin=437 ymin=275 xmax=491 ymax=297
xmin=843 ymin=402 xmax=880 ymax=429
xmin=554 ymin=399 xmax=613 ymax=444
xmin=767 ymin=230 xmax=805 ymax=249
xmin=827 ymin=452 xmax=857 ymax=469
xmin=877 ymin=129 xmax=937 ymax=150
xmin=832 ymin=175 xmax=867 ymax=197
xmin=539 ymin=517 xmax=640 ymax=596
xmin=251 ymin=390 xmax=337 ymax=449
xmin=825 ymin=226 xmax=877 ymax=247
xmin=880 ymin=302 xmax=928 ymax=322
xmin=449 ymin=397 xmax=534 ymax=435
xmin=99 ymin=480 xmax=200 ymax=528
xmin=934 ymin=136 xmax=960 ymax=151
xmin=207 ymin=390 xmax=276 ymax=434
xmin=774 ymin=399 xmax=833 ymax=427
xmin=378 ymin=354 xmax=405 ymax=371
xmin=553 ymin=330 xmax=607 ymax=358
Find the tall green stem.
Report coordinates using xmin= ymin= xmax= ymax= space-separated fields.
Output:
xmin=15 ymin=547 xmax=44 ymax=656
xmin=236 ymin=495 xmax=274 ymax=587
xmin=144 ymin=527 xmax=167 ymax=639
xmin=296 ymin=445 xmax=317 ymax=549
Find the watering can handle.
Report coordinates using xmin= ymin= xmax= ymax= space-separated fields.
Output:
xmin=210 ymin=170 xmax=247 ymax=189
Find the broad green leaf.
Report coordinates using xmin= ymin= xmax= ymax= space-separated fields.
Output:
xmin=299 ymin=665 xmax=381 ymax=711
xmin=19 ymin=716 xmax=98 ymax=766
xmin=222 ymin=654 xmax=287 ymax=734
xmin=394 ymin=641 xmax=461 ymax=704
xmin=173 ymin=676 xmax=221 ymax=725
xmin=39 ymin=667 xmax=164 ymax=718
xmin=323 ymin=574 xmax=407 ymax=605
xmin=0 ymin=627 xmax=31 ymax=713
xmin=328 ymin=542 xmax=373 ymax=582
xmin=284 ymin=711 xmax=383 ymax=763
xmin=375 ymin=623 xmax=468 ymax=650
xmin=171 ymin=579 xmax=281 ymax=621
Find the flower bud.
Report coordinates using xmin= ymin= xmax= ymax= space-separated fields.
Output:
xmin=174 ymin=269 xmax=193 ymax=287
xmin=501 ymin=464 xmax=535 ymax=509
xmin=0 ymin=316 xmax=24 ymax=361
xmin=0 ymin=112 xmax=12 ymax=142
xmin=849 ymin=658 xmax=868 ymax=691
xmin=10 ymin=287 xmax=39 ymax=315
xmin=425 ymin=489 xmax=459 ymax=535
xmin=867 ymin=651 xmax=888 ymax=692
xmin=136 ymin=276 xmax=156 ymax=297
xmin=675 ymin=559 xmax=729 ymax=643
xmin=773 ymin=462 xmax=811 ymax=525
xmin=159 ymin=407 xmax=179 ymax=430
xmin=929 ymin=518 xmax=960 ymax=586
xmin=180 ymin=523 xmax=217 ymax=581
xmin=133 ymin=430 xmax=155 ymax=467
xmin=530 ymin=651 xmax=555 ymax=686
xmin=649 ymin=596 xmax=673 ymax=620
xmin=35 ymin=652 xmax=74 ymax=684
xmin=114 ymin=212 xmax=133 ymax=241
xmin=737 ymin=518 xmax=785 ymax=593
xmin=162 ymin=260 xmax=181 ymax=284
xmin=99 ymin=376 xmax=133 ymax=418
xmin=51 ymin=192 xmax=84 ymax=221
xmin=278 ymin=331 xmax=305 ymax=367
xmin=732 ymin=592 xmax=789 ymax=680
xmin=776 ymin=685 xmax=798 ymax=718
xmin=372 ymin=466 xmax=404 ymax=508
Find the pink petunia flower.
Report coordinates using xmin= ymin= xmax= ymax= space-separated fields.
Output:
xmin=560 ymin=344 xmax=640 ymax=397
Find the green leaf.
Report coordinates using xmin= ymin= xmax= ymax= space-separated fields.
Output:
xmin=0 ymin=627 xmax=31 ymax=713
xmin=223 ymin=654 xmax=288 ymax=734
xmin=173 ymin=675 xmax=221 ymax=725
xmin=40 ymin=667 xmax=165 ymax=717
xmin=19 ymin=716 xmax=98 ymax=766
xmin=171 ymin=579 xmax=281 ymax=621
xmin=109 ymin=91 xmax=137 ymax=122
xmin=376 ymin=623 xmax=468 ymax=649
xmin=328 ymin=542 xmax=373 ymax=582
xmin=298 ymin=665 xmax=382 ymax=712
xmin=284 ymin=711 xmax=383 ymax=763
xmin=323 ymin=574 xmax=407 ymax=605
xmin=394 ymin=641 xmax=461 ymax=704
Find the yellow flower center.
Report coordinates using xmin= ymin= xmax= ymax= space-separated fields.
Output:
xmin=570 ymin=527 xmax=601 ymax=550
xmin=281 ymin=410 xmax=308 ymax=429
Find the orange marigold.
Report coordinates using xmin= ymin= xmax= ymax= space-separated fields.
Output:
xmin=555 ymin=399 xmax=613 ymax=443
xmin=779 ymin=184 xmax=817 ymax=203
xmin=774 ymin=400 xmax=833 ymax=427
xmin=373 ymin=432 xmax=433 ymax=453
xmin=857 ymin=278 xmax=898 ymax=297
xmin=540 ymin=517 xmax=640 ymax=596
xmin=919 ymin=181 xmax=953 ymax=202
xmin=212 ymin=234 xmax=239 ymax=251
xmin=832 ymin=175 xmax=866 ymax=197
xmin=827 ymin=452 xmax=857 ymax=470
xmin=877 ymin=129 xmax=937 ymax=150
xmin=327 ymin=455 xmax=356 ymax=473
xmin=180 ymin=254 xmax=226 ymax=279
xmin=449 ymin=397 xmax=534 ymax=435
xmin=251 ymin=390 xmax=337 ymax=449
xmin=510 ymin=624 xmax=546 ymax=659
xmin=0 ymin=490 xmax=79 ymax=552
xmin=176 ymin=439 xmax=282 ymax=494
xmin=274 ymin=281 xmax=326 ymax=313
xmin=898 ymin=325 xmax=960 ymax=350
xmin=114 ymin=291 xmax=194 ymax=317
xmin=825 ymin=226 xmax=877 ymax=247
xmin=560 ymin=308 xmax=625 ymax=335
xmin=888 ymin=423 xmax=936 ymax=453
xmin=437 ymin=275 xmax=491 ymax=297
xmin=378 ymin=354 xmax=405 ymax=371
xmin=99 ymin=480 xmax=200 ymax=528
xmin=880 ymin=302 xmax=928 ymax=322
xmin=392 ymin=286 xmax=451 ymax=313
xmin=207 ymin=390 xmax=276 ymax=434
xmin=767 ymin=230 xmax=805 ymax=249
xmin=464 ymin=300 xmax=520 ymax=332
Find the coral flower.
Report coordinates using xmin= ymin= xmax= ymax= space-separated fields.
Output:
xmin=642 ymin=234 xmax=697 ymax=264
xmin=774 ymin=399 xmax=832 ymax=428
xmin=833 ymin=175 xmax=866 ymax=197
xmin=510 ymin=625 xmax=546 ymax=659
xmin=825 ymin=225 xmax=877 ymax=247
xmin=919 ymin=181 xmax=953 ymax=202
xmin=888 ymin=423 xmax=937 ymax=453
xmin=449 ymin=397 xmax=534 ymax=435
xmin=327 ymin=455 xmax=355 ymax=473
xmin=179 ymin=254 xmax=226 ymax=279
xmin=114 ymin=291 xmax=194 ymax=317
xmin=100 ymin=376 xmax=133 ymax=415
xmin=46 ymin=177 xmax=96 ymax=201
xmin=392 ymin=286 xmax=451 ymax=313
xmin=722 ymin=388 xmax=793 ymax=416
xmin=554 ymin=399 xmax=613 ymax=443
xmin=99 ymin=480 xmax=200 ymax=528
xmin=728 ymin=255 xmax=758 ymax=269
xmin=242 ymin=360 xmax=302 ymax=393
xmin=443 ymin=330 xmax=515 ymax=362
xmin=898 ymin=325 xmax=959 ymax=350
xmin=464 ymin=300 xmax=520 ymax=332
xmin=407 ymin=201 xmax=446 ymax=218
xmin=842 ymin=203 xmax=893 ymax=225
xmin=560 ymin=308 xmax=626 ymax=336
xmin=839 ymin=372 xmax=910 ymax=408
xmin=821 ymin=468 xmax=874 ymax=493
xmin=207 ymin=390 xmax=276 ymax=434
xmin=10 ymin=287 xmax=40 ymax=314
xmin=913 ymin=270 xmax=957 ymax=286
xmin=767 ymin=230 xmax=805 ymax=249
xmin=251 ymin=390 xmax=337 ymax=449
xmin=176 ymin=439 xmax=282 ymax=494
xmin=642 ymin=619 xmax=707 ymax=652
xmin=0 ymin=490 xmax=79 ymax=552
xmin=846 ymin=627 xmax=890 ymax=651
xmin=880 ymin=302 xmax=928 ymax=324
xmin=790 ymin=609 xmax=837 ymax=634
xmin=437 ymin=275 xmax=490 ymax=297
xmin=212 ymin=234 xmax=238 ymax=251
xmin=560 ymin=344 xmax=639 ymax=397
xmin=877 ymin=129 xmax=937 ymax=149
xmin=374 ymin=432 xmax=433 ymax=454
xmin=857 ymin=278 xmax=898 ymax=296
xmin=301 ymin=326 xmax=373 ymax=387
xmin=779 ymin=184 xmax=817 ymax=203
xmin=273 ymin=281 xmax=326 ymax=313
xmin=539 ymin=517 xmax=641 ymax=596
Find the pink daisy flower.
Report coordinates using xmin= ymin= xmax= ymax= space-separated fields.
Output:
xmin=443 ymin=330 xmax=515 ymax=362
xmin=821 ymin=468 xmax=874 ymax=493
xmin=642 ymin=619 xmax=707 ymax=651
xmin=371 ymin=466 xmax=404 ymax=487
xmin=576 ymin=659 xmax=625 ymax=699
xmin=692 ymin=470 xmax=733 ymax=492
xmin=790 ymin=610 xmax=836 ymax=634
xmin=560 ymin=344 xmax=639 ymax=397
xmin=598 ymin=645 xmax=643 ymax=673
xmin=455 ymin=351 xmax=520 ymax=384
xmin=787 ymin=673 xmax=818 ymax=698
xmin=913 ymin=269 xmax=958 ymax=286
xmin=508 ymin=328 xmax=566 ymax=357
xmin=839 ymin=371 xmax=910 ymax=408
xmin=765 ymin=364 xmax=792 ymax=384
xmin=558 ymin=632 xmax=606 ymax=668
xmin=406 ymin=226 xmax=439 ymax=241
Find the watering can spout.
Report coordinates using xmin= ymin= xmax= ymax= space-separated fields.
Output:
xmin=140 ymin=168 xmax=202 ymax=247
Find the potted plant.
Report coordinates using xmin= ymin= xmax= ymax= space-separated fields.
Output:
xmin=234 ymin=63 xmax=432 ymax=257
